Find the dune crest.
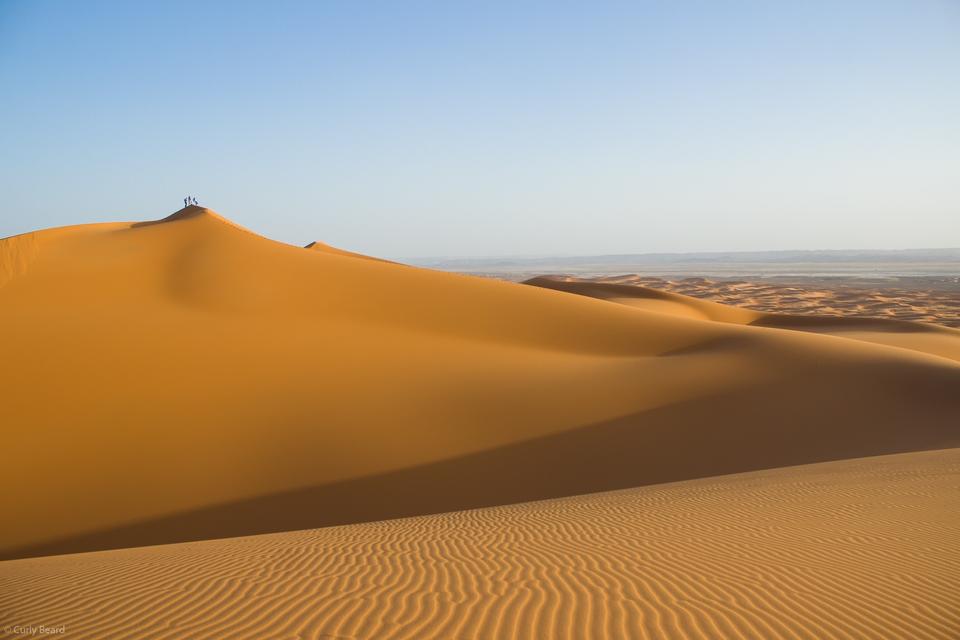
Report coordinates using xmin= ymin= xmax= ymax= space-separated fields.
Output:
xmin=1 ymin=209 xmax=959 ymax=559
xmin=526 ymin=276 xmax=960 ymax=362
xmin=159 ymin=205 xmax=230 ymax=224
xmin=0 ymin=231 xmax=41 ymax=289
xmin=305 ymin=239 xmax=398 ymax=264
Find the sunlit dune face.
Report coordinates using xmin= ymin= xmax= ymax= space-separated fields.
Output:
xmin=1 ymin=210 xmax=958 ymax=563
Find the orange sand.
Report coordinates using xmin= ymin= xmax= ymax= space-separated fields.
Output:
xmin=2 ymin=449 xmax=957 ymax=639
xmin=1 ymin=208 xmax=958 ymax=566
xmin=566 ymin=274 xmax=960 ymax=327
xmin=526 ymin=276 xmax=960 ymax=363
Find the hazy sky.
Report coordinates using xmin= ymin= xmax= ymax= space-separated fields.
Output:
xmin=1 ymin=1 xmax=958 ymax=258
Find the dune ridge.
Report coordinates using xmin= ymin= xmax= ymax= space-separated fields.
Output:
xmin=2 ymin=449 xmax=958 ymax=639
xmin=305 ymin=239 xmax=398 ymax=264
xmin=525 ymin=276 xmax=960 ymax=362
xmin=545 ymin=274 xmax=960 ymax=327
xmin=1 ymin=208 xmax=959 ymax=560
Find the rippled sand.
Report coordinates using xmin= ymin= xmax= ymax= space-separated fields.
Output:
xmin=2 ymin=449 xmax=958 ymax=639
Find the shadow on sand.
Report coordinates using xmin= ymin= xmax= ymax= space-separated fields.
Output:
xmin=5 ymin=361 xmax=957 ymax=561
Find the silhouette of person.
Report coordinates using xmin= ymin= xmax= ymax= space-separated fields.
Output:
xmin=184 ymin=197 xmax=188 ymax=208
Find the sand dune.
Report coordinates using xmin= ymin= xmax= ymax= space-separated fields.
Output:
xmin=1 ymin=207 xmax=959 ymax=560
xmin=2 ymin=449 xmax=958 ymax=640
xmin=526 ymin=276 xmax=960 ymax=362
xmin=304 ymin=239 xmax=397 ymax=264
xmin=556 ymin=274 xmax=960 ymax=327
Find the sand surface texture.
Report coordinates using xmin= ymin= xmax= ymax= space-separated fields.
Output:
xmin=1 ymin=208 xmax=959 ymax=560
xmin=2 ymin=449 xmax=958 ymax=640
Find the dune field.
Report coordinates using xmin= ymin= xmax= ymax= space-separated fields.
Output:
xmin=1 ymin=207 xmax=959 ymax=637
xmin=526 ymin=277 xmax=960 ymax=363
xmin=554 ymin=274 xmax=960 ymax=328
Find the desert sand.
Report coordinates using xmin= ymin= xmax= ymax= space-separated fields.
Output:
xmin=1 ymin=207 xmax=959 ymax=560
xmin=305 ymin=239 xmax=398 ymax=264
xmin=1 ymin=207 xmax=958 ymax=637
xmin=2 ymin=449 xmax=958 ymax=639
xmin=526 ymin=276 xmax=960 ymax=363
xmin=555 ymin=274 xmax=960 ymax=328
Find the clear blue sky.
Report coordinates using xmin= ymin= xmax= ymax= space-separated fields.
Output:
xmin=1 ymin=1 xmax=958 ymax=258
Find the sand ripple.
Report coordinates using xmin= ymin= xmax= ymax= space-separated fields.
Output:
xmin=2 ymin=449 xmax=958 ymax=640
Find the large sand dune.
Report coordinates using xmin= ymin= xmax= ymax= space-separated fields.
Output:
xmin=2 ymin=449 xmax=958 ymax=639
xmin=1 ymin=207 xmax=959 ymax=560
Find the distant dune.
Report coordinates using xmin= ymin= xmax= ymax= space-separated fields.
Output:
xmin=537 ymin=274 xmax=960 ymax=326
xmin=526 ymin=276 xmax=960 ymax=362
xmin=3 ymin=449 xmax=958 ymax=639
xmin=1 ymin=207 xmax=959 ymax=561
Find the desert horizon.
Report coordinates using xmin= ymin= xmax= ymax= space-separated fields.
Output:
xmin=3 ymin=1 xmax=959 ymax=637
xmin=1 ymin=206 xmax=958 ymax=637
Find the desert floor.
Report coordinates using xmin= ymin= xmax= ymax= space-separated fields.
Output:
xmin=562 ymin=274 xmax=960 ymax=328
xmin=2 ymin=449 xmax=958 ymax=639
xmin=1 ymin=208 xmax=958 ymax=638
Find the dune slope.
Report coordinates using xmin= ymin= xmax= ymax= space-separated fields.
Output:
xmin=304 ymin=239 xmax=397 ymax=264
xmin=590 ymin=274 xmax=960 ymax=328
xmin=2 ymin=449 xmax=958 ymax=640
xmin=526 ymin=276 xmax=960 ymax=362
xmin=1 ymin=207 xmax=959 ymax=559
